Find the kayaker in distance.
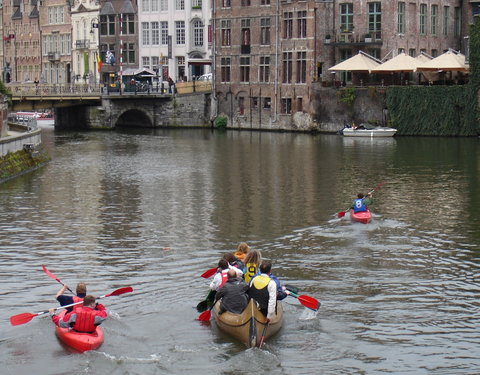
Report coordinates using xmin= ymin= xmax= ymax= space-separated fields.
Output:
xmin=351 ymin=192 xmax=374 ymax=213
xmin=215 ymin=269 xmax=249 ymax=314
xmin=49 ymin=295 xmax=107 ymax=332
xmin=56 ymin=282 xmax=87 ymax=312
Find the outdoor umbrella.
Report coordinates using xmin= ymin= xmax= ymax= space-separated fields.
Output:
xmin=416 ymin=50 xmax=469 ymax=72
xmin=328 ymin=51 xmax=381 ymax=73
xmin=371 ymin=53 xmax=420 ymax=73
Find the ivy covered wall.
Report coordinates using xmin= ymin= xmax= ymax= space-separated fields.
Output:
xmin=385 ymin=19 xmax=480 ymax=136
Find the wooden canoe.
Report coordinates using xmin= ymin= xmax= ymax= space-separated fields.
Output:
xmin=213 ymin=298 xmax=283 ymax=348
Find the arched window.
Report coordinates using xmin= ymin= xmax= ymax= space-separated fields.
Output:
xmin=193 ymin=19 xmax=204 ymax=46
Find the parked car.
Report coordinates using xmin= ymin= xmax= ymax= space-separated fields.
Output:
xmin=197 ymin=73 xmax=212 ymax=81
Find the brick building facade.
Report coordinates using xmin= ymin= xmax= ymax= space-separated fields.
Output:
xmin=213 ymin=0 xmax=475 ymax=131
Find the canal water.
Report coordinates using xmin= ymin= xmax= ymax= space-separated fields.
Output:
xmin=0 ymin=127 xmax=479 ymax=374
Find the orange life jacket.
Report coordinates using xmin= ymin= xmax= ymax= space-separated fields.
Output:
xmin=73 ymin=306 xmax=97 ymax=333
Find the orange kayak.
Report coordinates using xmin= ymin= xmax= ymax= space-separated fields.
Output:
xmin=350 ymin=209 xmax=372 ymax=224
xmin=54 ymin=310 xmax=104 ymax=352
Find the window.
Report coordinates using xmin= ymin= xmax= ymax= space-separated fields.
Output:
xmin=409 ymin=48 xmax=416 ymax=57
xmin=100 ymin=15 xmax=115 ymax=36
xmin=142 ymin=56 xmax=150 ymax=68
xmin=240 ymin=57 xmax=250 ymax=82
xmin=141 ymin=0 xmax=149 ymax=12
xmin=297 ymin=97 xmax=303 ymax=112
xmin=176 ymin=21 xmax=185 ymax=44
xmin=241 ymin=19 xmax=250 ymax=46
xmin=431 ymin=5 xmax=437 ymax=35
xmin=259 ymin=55 xmax=270 ymax=82
xmin=192 ymin=0 xmax=202 ymax=7
xmin=283 ymin=12 xmax=293 ymax=39
xmin=241 ymin=0 xmax=250 ymax=6
xmin=123 ymin=43 xmax=135 ymax=64
xmin=296 ymin=51 xmax=306 ymax=83
xmin=222 ymin=0 xmax=230 ymax=7
xmin=261 ymin=0 xmax=270 ymax=5
xmin=454 ymin=7 xmax=461 ymax=37
xmin=420 ymin=4 xmax=427 ymax=35
xmin=260 ymin=18 xmax=271 ymax=45
xmin=281 ymin=98 xmax=292 ymax=114
xmin=142 ymin=22 xmax=150 ymax=46
xmin=298 ymin=11 xmax=307 ymax=39
xmin=252 ymin=97 xmax=258 ymax=108
xmin=161 ymin=22 xmax=168 ymax=45
xmin=176 ymin=0 xmax=184 ymax=10
xmin=160 ymin=0 xmax=168 ymax=11
xmin=340 ymin=3 xmax=353 ymax=32
xmin=221 ymin=57 xmax=230 ymax=82
xmin=397 ymin=2 xmax=405 ymax=34
xmin=193 ymin=20 xmax=204 ymax=46
xmin=48 ymin=6 xmax=64 ymax=25
xmin=238 ymin=97 xmax=245 ymax=115
xmin=431 ymin=49 xmax=438 ymax=57
xmin=263 ymin=97 xmax=271 ymax=109
xmin=282 ymin=51 xmax=292 ymax=83
xmin=368 ymin=2 xmax=381 ymax=33
xmin=152 ymin=22 xmax=159 ymax=45
xmin=152 ymin=0 xmax=159 ymax=12
xmin=443 ymin=6 xmax=449 ymax=36
xmin=221 ymin=20 xmax=231 ymax=46
xmin=121 ymin=14 xmax=135 ymax=35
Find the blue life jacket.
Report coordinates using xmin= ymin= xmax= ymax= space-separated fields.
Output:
xmin=353 ymin=198 xmax=367 ymax=213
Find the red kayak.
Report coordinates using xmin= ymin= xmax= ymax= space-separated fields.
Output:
xmin=54 ymin=310 xmax=104 ymax=352
xmin=349 ymin=209 xmax=372 ymax=224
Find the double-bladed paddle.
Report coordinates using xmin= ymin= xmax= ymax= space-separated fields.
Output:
xmin=337 ymin=182 xmax=386 ymax=218
xmin=42 ymin=265 xmax=74 ymax=293
xmin=10 ymin=286 xmax=133 ymax=326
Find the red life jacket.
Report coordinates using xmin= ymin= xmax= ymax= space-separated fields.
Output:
xmin=218 ymin=270 xmax=229 ymax=289
xmin=73 ymin=306 xmax=97 ymax=333
xmin=72 ymin=296 xmax=84 ymax=311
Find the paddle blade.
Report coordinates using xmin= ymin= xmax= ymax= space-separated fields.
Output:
xmin=201 ymin=268 xmax=217 ymax=279
xmin=10 ymin=312 xmax=37 ymax=326
xmin=197 ymin=309 xmax=212 ymax=322
xmin=196 ymin=300 xmax=209 ymax=313
xmin=298 ymin=295 xmax=320 ymax=311
xmin=104 ymin=286 xmax=133 ymax=297
xmin=337 ymin=211 xmax=346 ymax=218
xmin=42 ymin=264 xmax=57 ymax=279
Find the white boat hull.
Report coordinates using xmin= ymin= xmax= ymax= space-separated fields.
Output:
xmin=343 ymin=127 xmax=397 ymax=137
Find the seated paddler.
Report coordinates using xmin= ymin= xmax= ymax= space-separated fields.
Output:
xmin=248 ymin=260 xmax=277 ymax=322
xmin=215 ymin=269 xmax=249 ymax=315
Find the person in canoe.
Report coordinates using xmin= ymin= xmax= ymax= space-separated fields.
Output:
xmin=223 ymin=252 xmax=244 ymax=277
xmin=49 ymin=295 xmax=107 ymax=332
xmin=234 ymin=242 xmax=250 ymax=264
xmin=248 ymin=260 xmax=282 ymax=321
xmin=351 ymin=192 xmax=373 ymax=213
xmin=209 ymin=259 xmax=230 ymax=292
xmin=215 ymin=269 xmax=249 ymax=315
xmin=56 ymin=282 xmax=87 ymax=312
xmin=243 ymin=249 xmax=262 ymax=284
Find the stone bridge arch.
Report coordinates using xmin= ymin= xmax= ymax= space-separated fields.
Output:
xmin=115 ymin=108 xmax=153 ymax=127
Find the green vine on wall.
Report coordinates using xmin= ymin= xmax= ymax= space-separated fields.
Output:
xmin=337 ymin=87 xmax=356 ymax=107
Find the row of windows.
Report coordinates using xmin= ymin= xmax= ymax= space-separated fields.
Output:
xmin=235 ymin=96 xmax=300 ymax=115
xmin=42 ymin=34 xmax=72 ymax=55
xmin=220 ymin=0 xmax=271 ymax=8
xmin=140 ymin=0 xmax=202 ymax=11
xmin=219 ymin=53 xmax=307 ymax=84
xmin=100 ymin=15 xmax=135 ymax=36
xmin=99 ymin=43 xmax=136 ymax=64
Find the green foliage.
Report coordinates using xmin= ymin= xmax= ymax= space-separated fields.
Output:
xmin=0 ymin=80 xmax=12 ymax=103
xmin=0 ymin=148 xmax=50 ymax=182
xmin=214 ymin=115 xmax=228 ymax=130
xmin=337 ymin=87 xmax=356 ymax=107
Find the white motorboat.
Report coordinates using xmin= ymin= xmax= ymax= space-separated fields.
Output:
xmin=342 ymin=125 xmax=397 ymax=137
xmin=12 ymin=111 xmax=55 ymax=127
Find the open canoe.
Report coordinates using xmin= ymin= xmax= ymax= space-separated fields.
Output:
xmin=54 ymin=310 xmax=104 ymax=352
xmin=213 ymin=298 xmax=283 ymax=348
xmin=350 ymin=209 xmax=372 ymax=224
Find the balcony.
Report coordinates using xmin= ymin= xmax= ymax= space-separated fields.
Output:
xmin=48 ymin=52 xmax=60 ymax=62
xmin=75 ymin=39 xmax=90 ymax=49
xmin=325 ymin=31 xmax=383 ymax=46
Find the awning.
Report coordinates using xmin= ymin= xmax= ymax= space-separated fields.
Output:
xmin=122 ymin=68 xmax=156 ymax=76
xmin=371 ymin=53 xmax=420 ymax=73
xmin=328 ymin=51 xmax=381 ymax=73
xmin=416 ymin=50 xmax=469 ymax=72
xmin=188 ymin=59 xmax=212 ymax=66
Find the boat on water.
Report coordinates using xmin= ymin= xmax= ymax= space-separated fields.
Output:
xmin=342 ymin=124 xmax=397 ymax=137
xmin=349 ymin=209 xmax=372 ymax=224
xmin=213 ymin=298 xmax=283 ymax=348
xmin=54 ymin=310 xmax=104 ymax=352
xmin=12 ymin=111 xmax=55 ymax=126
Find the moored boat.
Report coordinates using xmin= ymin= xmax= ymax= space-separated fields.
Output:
xmin=342 ymin=126 xmax=397 ymax=137
xmin=54 ymin=310 xmax=104 ymax=352
xmin=213 ymin=298 xmax=283 ymax=348
xmin=349 ymin=208 xmax=372 ymax=224
xmin=13 ymin=111 xmax=55 ymax=126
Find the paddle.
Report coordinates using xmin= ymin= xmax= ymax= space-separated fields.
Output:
xmin=259 ymin=321 xmax=269 ymax=348
xmin=42 ymin=265 xmax=74 ymax=294
xmin=10 ymin=286 xmax=133 ymax=326
xmin=201 ymin=267 xmax=218 ymax=279
xmin=196 ymin=290 xmax=216 ymax=312
xmin=197 ymin=298 xmax=219 ymax=322
xmin=285 ymin=286 xmax=320 ymax=311
xmin=337 ymin=182 xmax=385 ymax=218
